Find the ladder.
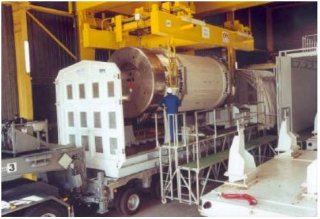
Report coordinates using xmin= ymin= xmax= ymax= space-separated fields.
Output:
xmin=157 ymin=112 xmax=187 ymax=203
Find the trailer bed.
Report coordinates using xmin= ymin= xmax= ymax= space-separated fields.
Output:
xmin=199 ymin=150 xmax=317 ymax=217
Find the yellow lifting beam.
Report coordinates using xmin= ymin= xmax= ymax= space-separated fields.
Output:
xmin=78 ymin=5 xmax=254 ymax=51
xmin=149 ymin=9 xmax=254 ymax=51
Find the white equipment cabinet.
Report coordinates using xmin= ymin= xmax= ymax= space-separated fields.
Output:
xmin=55 ymin=61 xmax=159 ymax=178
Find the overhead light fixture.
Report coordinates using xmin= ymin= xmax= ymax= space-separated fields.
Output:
xmin=24 ymin=40 xmax=30 ymax=73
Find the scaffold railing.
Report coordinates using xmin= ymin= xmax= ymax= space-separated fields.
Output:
xmin=156 ymin=105 xmax=277 ymax=206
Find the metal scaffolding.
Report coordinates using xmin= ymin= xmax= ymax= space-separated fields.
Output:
xmin=156 ymin=106 xmax=277 ymax=206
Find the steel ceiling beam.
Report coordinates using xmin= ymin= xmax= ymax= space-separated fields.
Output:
xmin=76 ymin=2 xmax=154 ymax=15
xmin=194 ymin=1 xmax=270 ymax=17
xmin=76 ymin=2 xmax=270 ymax=16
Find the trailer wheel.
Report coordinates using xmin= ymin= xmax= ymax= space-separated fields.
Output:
xmin=152 ymin=179 xmax=161 ymax=200
xmin=114 ymin=188 xmax=124 ymax=214
xmin=24 ymin=202 xmax=67 ymax=217
xmin=119 ymin=188 xmax=141 ymax=215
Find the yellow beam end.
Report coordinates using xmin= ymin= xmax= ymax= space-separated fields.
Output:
xmin=23 ymin=173 xmax=37 ymax=181
xmin=83 ymin=24 xmax=119 ymax=49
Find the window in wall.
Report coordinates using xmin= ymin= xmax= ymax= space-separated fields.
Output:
xmin=80 ymin=112 xmax=87 ymax=127
xmin=79 ymin=84 xmax=85 ymax=99
xmin=68 ymin=112 xmax=74 ymax=127
xmin=107 ymin=81 xmax=114 ymax=97
xmin=81 ymin=135 xmax=89 ymax=151
xmin=109 ymin=112 xmax=116 ymax=129
xmin=95 ymin=136 xmax=103 ymax=153
xmin=94 ymin=112 xmax=101 ymax=128
xmin=110 ymin=137 xmax=117 ymax=155
xmin=67 ymin=84 xmax=73 ymax=99
xmin=92 ymin=83 xmax=99 ymax=98
xmin=69 ymin=134 xmax=76 ymax=145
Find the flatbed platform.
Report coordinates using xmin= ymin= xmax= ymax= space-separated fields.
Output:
xmin=180 ymin=135 xmax=277 ymax=170
xmin=199 ymin=150 xmax=317 ymax=217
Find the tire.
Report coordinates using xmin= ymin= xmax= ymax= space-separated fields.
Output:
xmin=24 ymin=202 xmax=68 ymax=217
xmin=119 ymin=188 xmax=141 ymax=216
xmin=152 ymin=179 xmax=161 ymax=200
xmin=114 ymin=188 xmax=124 ymax=214
xmin=161 ymin=197 xmax=167 ymax=204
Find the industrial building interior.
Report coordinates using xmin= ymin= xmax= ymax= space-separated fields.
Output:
xmin=1 ymin=1 xmax=318 ymax=217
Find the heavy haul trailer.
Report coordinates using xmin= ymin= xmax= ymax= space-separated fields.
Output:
xmin=54 ymin=47 xmax=274 ymax=215
xmin=1 ymin=48 xmax=274 ymax=216
xmin=54 ymin=48 xmax=234 ymax=215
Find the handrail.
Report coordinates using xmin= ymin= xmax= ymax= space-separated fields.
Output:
xmin=301 ymin=34 xmax=317 ymax=56
xmin=302 ymin=34 xmax=317 ymax=48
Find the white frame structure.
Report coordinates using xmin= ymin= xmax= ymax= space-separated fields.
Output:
xmin=56 ymin=61 xmax=160 ymax=178
xmin=276 ymin=35 xmax=317 ymax=133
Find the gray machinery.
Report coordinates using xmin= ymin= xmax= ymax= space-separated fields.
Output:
xmin=1 ymin=119 xmax=85 ymax=216
xmin=2 ymin=119 xmax=49 ymax=155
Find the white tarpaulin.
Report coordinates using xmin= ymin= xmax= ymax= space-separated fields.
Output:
xmin=236 ymin=69 xmax=276 ymax=129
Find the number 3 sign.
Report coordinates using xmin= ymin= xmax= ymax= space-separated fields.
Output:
xmin=7 ymin=162 xmax=17 ymax=173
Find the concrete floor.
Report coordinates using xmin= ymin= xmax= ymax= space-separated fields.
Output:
xmin=103 ymin=194 xmax=200 ymax=217
xmin=92 ymin=180 xmax=220 ymax=217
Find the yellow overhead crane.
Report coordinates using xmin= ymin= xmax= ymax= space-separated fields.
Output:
xmin=76 ymin=2 xmax=255 ymax=67
xmin=4 ymin=1 xmax=270 ymax=119
xmin=78 ymin=2 xmax=253 ymax=49
xmin=75 ymin=1 xmax=265 ymax=88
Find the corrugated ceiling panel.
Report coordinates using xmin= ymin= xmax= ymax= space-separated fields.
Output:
xmin=27 ymin=10 xmax=76 ymax=142
xmin=1 ymin=5 xmax=19 ymax=120
xmin=27 ymin=10 xmax=76 ymax=85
